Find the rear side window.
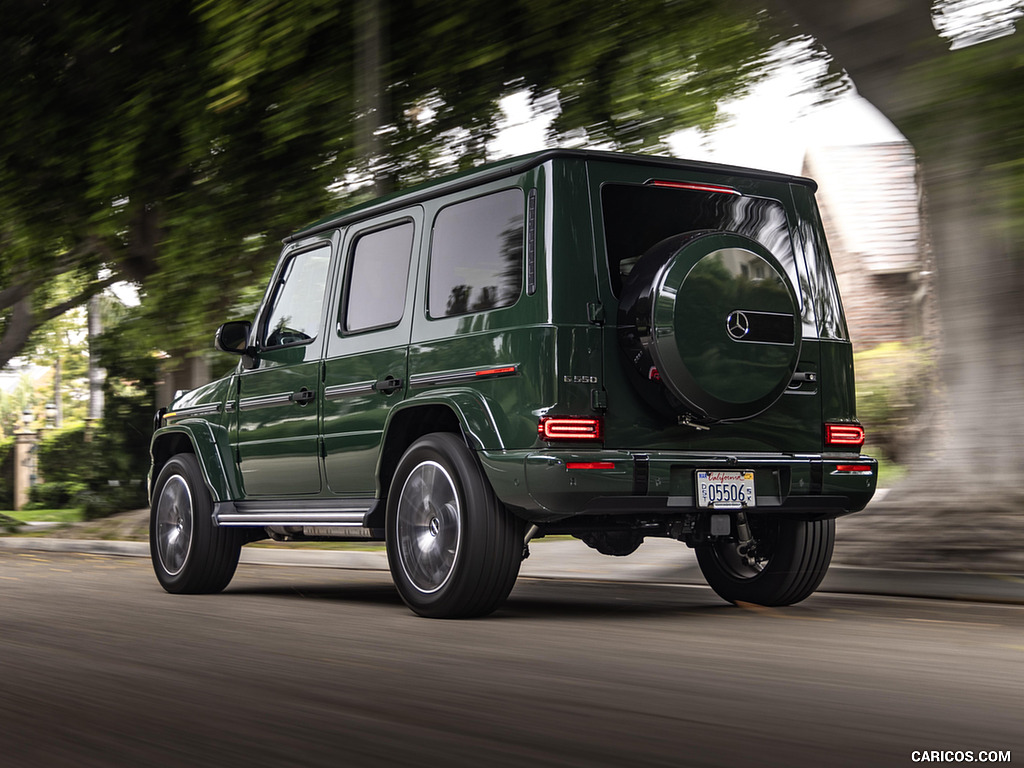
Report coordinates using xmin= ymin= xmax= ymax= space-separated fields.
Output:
xmin=343 ymin=222 xmax=414 ymax=334
xmin=798 ymin=214 xmax=849 ymax=340
xmin=428 ymin=189 xmax=524 ymax=318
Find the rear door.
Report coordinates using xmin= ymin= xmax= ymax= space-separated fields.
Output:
xmin=588 ymin=159 xmax=822 ymax=452
xmin=322 ymin=210 xmax=420 ymax=496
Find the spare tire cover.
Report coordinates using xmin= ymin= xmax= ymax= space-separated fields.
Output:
xmin=618 ymin=231 xmax=802 ymax=422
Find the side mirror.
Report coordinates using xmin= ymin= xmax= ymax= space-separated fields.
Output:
xmin=215 ymin=321 xmax=252 ymax=355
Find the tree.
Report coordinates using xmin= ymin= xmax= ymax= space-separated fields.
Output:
xmin=755 ymin=0 xmax=1024 ymax=568
xmin=0 ymin=0 xmax=358 ymax=371
xmin=2 ymin=0 xmax=777 ymax=372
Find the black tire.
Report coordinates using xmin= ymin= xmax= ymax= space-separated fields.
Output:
xmin=150 ymin=453 xmax=242 ymax=594
xmin=386 ymin=433 xmax=524 ymax=619
xmin=695 ymin=517 xmax=834 ymax=606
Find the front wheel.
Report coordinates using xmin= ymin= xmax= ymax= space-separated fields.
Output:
xmin=695 ymin=517 xmax=834 ymax=606
xmin=386 ymin=433 xmax=524 ymax=618
xmin=150 ymin=453 xmax=242 ymax=594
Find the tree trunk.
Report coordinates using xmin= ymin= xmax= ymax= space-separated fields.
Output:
xmin=763 ymin=0 xmax=1024 ymax=571
xmin=87 ymin=293 xmax=104 ymax=423
xmin=53 ymin=355 xmax=63 ymax=428
xmin=355 ymin=0 xmax=390 ymax=195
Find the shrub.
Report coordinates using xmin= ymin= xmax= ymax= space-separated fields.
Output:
xmin=24 ymin=480 xmax=88 ymax=510
xmin=0 ymin=437 xmax=13 ymax=509
xmin=78 ymin=482 xmax=147 ymax=521
xmin=23 ymin=418 xmax=149 ymax=518
xmin=854 ymin=341 xmax=934 ymax=464
xmin=35 ymin=425 xmax=100 ymax=486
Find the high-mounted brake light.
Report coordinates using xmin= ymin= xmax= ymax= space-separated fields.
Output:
xmin=825 ymin=423 xmax=866 ymax=449
xmin=648 ymin=180 xmax=741 ymax=196
xmin=539 ymin=417 xmax=603 ymax=441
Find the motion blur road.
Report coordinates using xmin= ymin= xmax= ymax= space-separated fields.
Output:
xmin=1 ymin=550 xmax=1021 ymax=768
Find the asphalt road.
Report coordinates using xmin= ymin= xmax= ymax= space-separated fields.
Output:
xmin=1 ymin=550 xmax=1021 ymax=768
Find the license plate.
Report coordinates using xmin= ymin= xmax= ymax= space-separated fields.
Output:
xmin=696 ymin=470 xmax=755 ymax=509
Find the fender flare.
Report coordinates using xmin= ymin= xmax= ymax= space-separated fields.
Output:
xmin=383 ymin=389 xmax=510 ymax=451
xmin=150 ymin=421 xmax=241 ymax=503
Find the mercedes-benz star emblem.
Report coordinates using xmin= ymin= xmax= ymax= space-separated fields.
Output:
xmin=726 ymin=311 xmax=751 ymax=340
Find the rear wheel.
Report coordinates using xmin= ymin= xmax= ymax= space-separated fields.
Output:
xmin=386 ymin=433 xmax=524 ymax=618
xmin=150 ymin=453 xmax=242 ymax=594
xmin=695 ymin=517 xmax=834 ymax=606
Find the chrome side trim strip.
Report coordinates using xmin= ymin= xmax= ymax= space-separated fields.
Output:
xmin=410 ymin=363 xmax=519 ymax=389
xmin=213 ymin=499 xmax=378 ymax=528
xmin=324 ymin=381 xmax=376 ymax=399
xmin=217 ymin=511 xmax=368 ymax=527
xmin=239 ymin=392 xmax=294 ymax=411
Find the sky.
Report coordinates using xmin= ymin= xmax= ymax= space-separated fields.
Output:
xmin=491 ymin=67 xmax=905 ymax=178
xmin=491 ymin=0 xmax=1022 ymax=175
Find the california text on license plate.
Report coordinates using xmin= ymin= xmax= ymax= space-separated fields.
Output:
xmin=696 ymin=470 xmax=755 ymax=509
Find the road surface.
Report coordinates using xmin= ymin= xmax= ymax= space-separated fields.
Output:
xmin=1 ymin=550 xmax=1020 ymax=767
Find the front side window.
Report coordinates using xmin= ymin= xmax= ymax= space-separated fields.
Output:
xmin=428 ymin=189 xmax=524 ymax=318
xmin=263 ymin=245 xmax=332 ymax=348
xmin=344 ymin=222 xmax=414 ymax=334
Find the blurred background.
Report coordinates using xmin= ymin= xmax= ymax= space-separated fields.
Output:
xmin=1 ymin=0 xmax=1021 ymax=570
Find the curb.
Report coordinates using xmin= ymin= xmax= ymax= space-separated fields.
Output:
xmin=2 ymin=536 xmax=1022 ymax=605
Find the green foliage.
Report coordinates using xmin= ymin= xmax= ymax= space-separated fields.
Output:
xmin=0 ymin=1 xmax=784 ymax=519
xmin=34 ymin=425 xmax=99 ymax=487
xmin=21 ymin=326 xmax=156 ymax=519
xmin=855 ymin=342 xmax=934 ymax=464
xmin=0 ymin=436 xmax=13 ymax=509
xmin=76 ymin=484 xmax=147 ymax=521
xmin=24 ymin=481 xmax=87 ymax=511
xmin=2 ymin=0 xmax=780 ymax=368
xmin=0 ymin=380 xmax=27 ymax=439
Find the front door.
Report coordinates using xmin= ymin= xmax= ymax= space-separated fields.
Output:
xmin=236 ymin=239 xmax=335 ymax=496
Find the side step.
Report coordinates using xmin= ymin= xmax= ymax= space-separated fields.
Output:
xmin=213 ymin=499 xmax=378 ymax=533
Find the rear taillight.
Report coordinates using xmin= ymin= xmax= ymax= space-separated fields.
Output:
xmin=825 ymin=423 xmax=865 ymax=450
xmin=538 ymin=417 xmax=602 ymax=441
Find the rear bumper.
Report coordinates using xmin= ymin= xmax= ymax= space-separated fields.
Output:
xmin=478 ymin=449 xmax=877 ymax=522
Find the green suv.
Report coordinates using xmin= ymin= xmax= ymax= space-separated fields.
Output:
xmin=149 ymin=149 xmax=876 ymax=617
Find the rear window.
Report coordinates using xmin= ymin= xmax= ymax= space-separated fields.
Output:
xmin=601 ymin=184 xmax=806 ymax=323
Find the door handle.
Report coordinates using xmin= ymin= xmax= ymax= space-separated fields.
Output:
xmin=290 ymin=387 xmax=316 ymax=405
xmin=373 ymin=376 xmax=404 ymax=395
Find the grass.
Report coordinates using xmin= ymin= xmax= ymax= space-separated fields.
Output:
xmin=0 ymin=508 xmax=83 ymax=524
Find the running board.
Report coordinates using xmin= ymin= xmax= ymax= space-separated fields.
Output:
xmin=213 ymin=499 xmax=378 ymax=529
